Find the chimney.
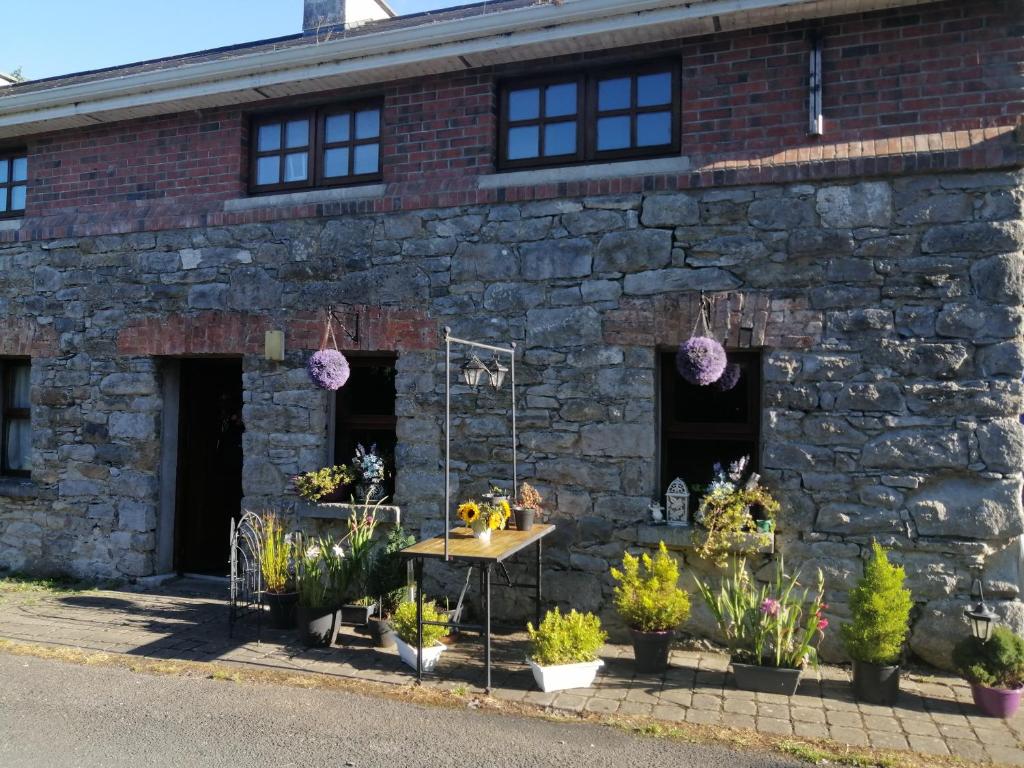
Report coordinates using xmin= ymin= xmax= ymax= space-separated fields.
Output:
xmin=303 ymin=0 xmax=393 ymax=34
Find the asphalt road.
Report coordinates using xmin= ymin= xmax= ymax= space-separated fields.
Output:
xmin=0 ymin=652 xmax=800 ymax=768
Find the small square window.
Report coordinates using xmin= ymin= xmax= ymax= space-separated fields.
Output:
xmin=0 ymin=153 xmax=28 ymax=218
xmin=507 ymin=126 xmax=540 ymax=160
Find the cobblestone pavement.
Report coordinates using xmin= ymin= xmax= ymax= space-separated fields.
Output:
xmin=1 ymin=579 xmax=1023 ymax=766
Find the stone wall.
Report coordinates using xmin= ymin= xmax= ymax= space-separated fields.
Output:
xmin=1 ymin=168 xmax=1022 ymax=668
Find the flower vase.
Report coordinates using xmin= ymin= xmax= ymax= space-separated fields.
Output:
xmin=473 ymin=527 xmax=492 ymax=545
xmin=356 ymin=482 xmax=384 ymax=503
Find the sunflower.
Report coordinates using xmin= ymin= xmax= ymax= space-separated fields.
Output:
xmin=498 ymin=499 xmax=511 ymax=520
xmin=488 ymin=512 xmax=503 ymax=530
xmin=457 ymin=501 xmax=480 ymax=526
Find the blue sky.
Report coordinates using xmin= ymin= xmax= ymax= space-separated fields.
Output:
xmin=4 ymin=0 xmax=453 ymax=81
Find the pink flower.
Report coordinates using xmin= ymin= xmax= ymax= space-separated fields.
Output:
xmin=817 ymin=618 xmax=829 ymax=632
xmin=760 ymin=598 xmax=780 ymax=617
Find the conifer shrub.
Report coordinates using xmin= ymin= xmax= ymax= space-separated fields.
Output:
xmin=953 ymin=627 xmax=1024 ymax=689
xmin=610 ymin=542 xmax=690 ymax=632
xmin=527 ymin=608 xmax=607 ymax=666
xmin=841 ymin=541 xmax=913 ymax=666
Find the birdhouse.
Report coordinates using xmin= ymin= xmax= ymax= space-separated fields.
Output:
xmin=665 ymin=478 xmax=690 ymax=527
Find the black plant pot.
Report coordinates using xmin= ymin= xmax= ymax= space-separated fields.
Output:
xmin=296 ymin=605 xmax=336 ymax=647
xmin=368 ymin=616 xmax=396 ymax=648
xmin=339 ymin=602 xmax=378 ymax=626
xmin=630 ymin=628 xmax=674 ymax=673
xmin=513 ymin=507 xmax=535 ymax=532
xmin=264 ymin=591 xmax=298 ymax=630
xmin=731 ymin=662 xmax=802 ymax=696
xmin=852 ymin=660 xmax=900 ymax=705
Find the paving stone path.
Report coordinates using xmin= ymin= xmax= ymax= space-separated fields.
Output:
xmin=1 ymin=579 xmax=1023 ymax=766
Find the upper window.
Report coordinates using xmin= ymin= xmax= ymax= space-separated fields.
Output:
xmin=499 ymin=62 xmax=680 ymax=170
xmin=0 ymin=152 xmax=27 ymax=219
xmin=250 ymin=103 xmax=382 ymax=194
xmin=1 ymin=360 xmax=30 ymax=477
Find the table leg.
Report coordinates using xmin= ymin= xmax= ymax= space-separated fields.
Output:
xmin=415 ymin=558 xmax=424 ymax=684
xmin=535 ymin=537 xmax=543 ymax=628
xmin=484 ymin=562 xmax=492 ymax=694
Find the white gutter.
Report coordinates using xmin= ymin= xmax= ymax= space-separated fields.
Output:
xmin=0 ymin=0 xmax=924 ymax=133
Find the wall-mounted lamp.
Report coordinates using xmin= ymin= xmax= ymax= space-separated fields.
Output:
xmin=966 ymin=577 xmax=998 ymax=642
xmin=460 ymin=355 xmax=488 ymax=388
xmin=264 ymin=330 xmax=285 ymax=362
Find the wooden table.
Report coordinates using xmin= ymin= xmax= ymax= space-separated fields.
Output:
xmin=400 ymin=523 xmax=556 ymax=692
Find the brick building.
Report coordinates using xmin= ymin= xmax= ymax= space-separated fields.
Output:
xmin=0 ymin=0 xmax=1021 ymax=667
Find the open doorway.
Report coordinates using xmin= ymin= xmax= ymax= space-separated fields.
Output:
xmin=174 ymin=358 xmax=244 ymax=575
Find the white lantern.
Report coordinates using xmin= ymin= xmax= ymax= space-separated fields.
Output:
xmin=665 ymin=478 xmax=690 ymax=527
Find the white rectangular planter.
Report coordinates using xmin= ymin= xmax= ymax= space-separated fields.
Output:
xmin=528 ymin=658 xmax=604 ymax=692
xmin=394 ymin=636 xmax=446 ymax=672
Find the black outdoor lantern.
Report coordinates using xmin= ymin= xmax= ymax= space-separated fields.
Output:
xmin=966 ymin=577 xmax=998 ymax=642
xmin=461 ymin=355 xmax=488 ymax=389
xmin=486 ymin=358 xmax=509 ymax=390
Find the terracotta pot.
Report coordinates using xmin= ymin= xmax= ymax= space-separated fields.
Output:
xmin=629 ymin=628 xmax=674 ymax=673
xmin=852 ymin=660 xmax=900 ymax=705
xmin=971 ymin=683 xmax=1024 ymax=718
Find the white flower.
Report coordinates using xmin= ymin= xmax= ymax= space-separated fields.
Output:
xmin=331 ymin=544 xmax=345 ymax=559
xmin=305 ymin=545 xmax=320 ymax=559
xmin=284 ymin=533 xmax=294 ymax=545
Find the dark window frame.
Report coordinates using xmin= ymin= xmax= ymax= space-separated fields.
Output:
xmin=248 ymin=100 xmax=383 ymax=195
xmin=0 ymin=150 xmax=28 ymax=220
xmin=332 ymin=353 xmax=398 ymax=499
xmin=1 ymin=358 xmax=31 ymax=478
xmin=497 ymin=60 xmax=680 ymax=171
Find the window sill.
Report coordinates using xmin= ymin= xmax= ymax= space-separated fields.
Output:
xmin=0 ymin=478 xmax=38 ymax=499
xmin=635 ymin=523 xmax=774 ymax=555
xmin=480 ymin=155 xmax=691 ymax=189
xmin=296 ymin=501 xmax=401 ymax=525
xmin=224 ymin=183 xmax=386 ymax=213
xmin=0 ymin=218 xmax=23 ymax=231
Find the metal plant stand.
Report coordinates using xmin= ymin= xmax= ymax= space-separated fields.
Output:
xmin=400 ymin=328 xmax=556 ymax=693
xmin=228 ymin=511 xmax=263 ymax=641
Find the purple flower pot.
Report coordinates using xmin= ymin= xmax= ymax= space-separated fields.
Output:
xmin=971 ymin=683 xmax=1024 ymax=718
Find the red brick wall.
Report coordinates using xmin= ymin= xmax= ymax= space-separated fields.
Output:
xmin=7 ymin=0 xmax=1023 ymax=242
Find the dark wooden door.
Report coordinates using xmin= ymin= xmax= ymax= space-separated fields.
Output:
xmin=175 ymin=358 xmax=244 ymax=575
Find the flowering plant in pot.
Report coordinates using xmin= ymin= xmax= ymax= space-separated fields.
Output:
xmin=695 ymin=557 xmax=826 ymax=696
xmin=336 ymin=507 xmax=380 ymax=626
xmin=366 ymin=525 xmax=415 ymax=648
xmin=526 ymin=608 xmax=607 ymax=692
xmin=841 ymin=541 xmax=912 ymax=705
xmin=293 ymin=536 xmax=337 ymax=647
xmin=512 ymin=482 xmax=543 ymax=532
xmin=610 ymin=542 xmax=690 ymax=673
xmin=456 ymin=498 xmax=510 ymax=544
xmin=259 ymin=513 xmax=297 ymax=629
xmin=291 ymin=465 xmax=355 ymax=504
xmin=391 ymin=599 xmax=448 ymax=672
xmin=953 ymin=627 xmax=1024 ymax=718
xmin=694 ymin=457 xmax=779 ymax=564
xmin=352 ymin=443 xmax=388 ymax=503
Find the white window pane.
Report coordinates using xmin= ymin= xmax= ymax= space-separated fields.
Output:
xmin=353 ymin=144 xmax=379 ymax=175
xmin=285 ymin=120 xmax=309 ymax=149
xmin=6 ymin=419 xmax=30 ymax=471
xmin=0 ymin=160 xmax=8 ymax=183
xmin=324 ymin=147 xmax=350 ymax=177
xmin=545 ymin=83 xmax=576 ymax=117
xmin=257 ymin=123 xmax=281 ymax=152
xmin=507 ymin=126 xmax=539 ymax=160
xmin=11 ymin=157 xmax=27 ymax=182
xmin=355 ymin=110 xmax=380 ymax=140
xmin=508 ymin=89 xmax=539 ymax=121
xmin=637 ymin=72 xmax=672 ymax=107
xmin=637 ymin=111 xmax=672 ymax=147
xmin=10 ymin=186 xmax=26 ymax=211
xmin=0 ymin=189 xmax=6 ymax=212
xmin=9 ymin=366 xmax=29 ymax=409
xmin=544 ymin=122 xmax=576 ymax=156
xmin=598 ymin=77 xmax=631 ymax=111
xmin=597 ymin=115 xmax=631 ymax=151
xmin=325 ymin=114 xmax=350 ymax=143
xmin=256 ymin=156 xmax=280 ymax=185
xmin=284 ymin=152 xmax=309 ymax=182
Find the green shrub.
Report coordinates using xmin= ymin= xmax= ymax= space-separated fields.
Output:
xmin=953 ymin=627 xmax=1024 ymax=689
xmin=841 ymin=541 xmax=913 ymax=665
xmin=527 ymin=608 xmax=607 ymax=666
xmin=259 ymin=513 xmax=291 ymax=593
xmin=291 ymin=465 xmax=355 ymax=503
xmin=610 ymin=542 xmax=690 ymax=632
xmin=392 ymin=599 xmax=448 ymax=647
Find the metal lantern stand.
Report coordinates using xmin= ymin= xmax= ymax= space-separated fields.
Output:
xmin=401 ymin=328 xmax=555 ymax=693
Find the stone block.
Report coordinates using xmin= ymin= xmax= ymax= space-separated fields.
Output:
xmin=594 ymin=229 xmax=672 ymax=273
xmin=977 ymin=419 xmax=1024 ymax=473
xmin=525 ymin=307 xmax=602 ymax=347
xmin=640 ymin=193 xmax=699 ymax=228
xmin=816 ymin=182 xmax=893 ymax=228
xmin=107 ymin=412 xmax=156 ymax=440
xmin=922 ymin=221 xmax=1024 ymax=254
xmin=623 ymin=267 xmax=740 ymax=295
xmin=909 ymin=476 xmax=1024 ymax=539
xmin=519 ymin=239 xmax=593 ymax=279
xmin=861 ymin=430 xmax=968 ymax=470
xmin=748 ymin=197 xmax=816 ymax=230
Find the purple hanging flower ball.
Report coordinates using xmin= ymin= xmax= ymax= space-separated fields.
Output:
xmin=676 ymin=336 xmax=727 ymax=386
xmin=307 ymin=349 xmax=350 ymax=391
xmin=713 ymin=362 xmax=742 ymax=392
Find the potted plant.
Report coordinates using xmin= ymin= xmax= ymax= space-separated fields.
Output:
xmin=336 ymin=507 xmax=379 ymax=627
xmin=291 ymin=465 xmax=355 ymax=504
xmin=352 ymin=443 xmax=387 ymax=503
xmin=366 ymin=525 xmax=415 ymax=648
xmin=609 ymin=542 xmax=691 ymax=673
xmin=526 ymin=608 xmax=607 ymax=692
xmin=294 ymin=536 xmax=337 ymax=647
xmin=953 ymin=627 xmax=1024 ymax=718
xmin=259 ymin=513 xmax=297 ymax=629
xmin=512 ymin=481 xmax=543 ymax=532
xmin=694 ymin=457 xmax=779 ymax=564
xmin=456 ymin=498 xmax=510 ymax=544
xmin=841 ymin=541 xmax=913 ymax=705
xmin=696 ymin=557 xmax=827 ymax=696
xmin=391 ymin=599 xmax=448 ymax=672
